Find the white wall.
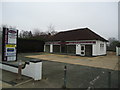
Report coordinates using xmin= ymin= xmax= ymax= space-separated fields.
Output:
xmin=50 ymin=44 xmax=53 ymax=53
xmin=92 ymin=44 xmax=98 ymax=56
xmin=76 ymin=44 xmax=81 ymax=55
xmin=44 ymin=44 xmax=53 ymax=53
xmin=116 ymin=47 xmax=120 ymax=56
xmin=92 ymin=40 xmax=107 ymax=56
xmin=76 ymin=40 xmax=107 ymax=56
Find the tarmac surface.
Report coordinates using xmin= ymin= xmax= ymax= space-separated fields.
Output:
xmin=1 ymin=52 xmax=119 ymax=89
xmin=26 ymin=52 xmax=119 ymax=70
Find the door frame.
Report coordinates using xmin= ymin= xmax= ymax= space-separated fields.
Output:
xmin=85 ymin=45 xmax=92 ymax=56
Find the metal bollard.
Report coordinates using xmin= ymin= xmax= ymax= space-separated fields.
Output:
xmin=108 ymin=71 xmax=111 ymax=88
xmin=63 ymin=65 xmax=67 ymax=89
xmin=17 ymin=60 xmax=22 ymax=80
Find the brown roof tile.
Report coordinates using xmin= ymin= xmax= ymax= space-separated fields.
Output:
xmin=49 ymin=28 xmax=108 ymax=42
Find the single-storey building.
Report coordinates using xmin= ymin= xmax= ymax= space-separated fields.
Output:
xmin=44 ymin=28 xmax=108 ymax=56
xmin=116 ymin=46 xmax=120 ymax=56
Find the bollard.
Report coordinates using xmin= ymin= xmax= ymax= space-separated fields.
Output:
xmin=119 ymin=70 xmax=120 ymax=88
xmin=63 ymin=65 xmax=67 ymax=89
xmin=17 ymin=60 xmax=22 ymax=80
xmin=108 ymin=71 xmax=111 ymax=88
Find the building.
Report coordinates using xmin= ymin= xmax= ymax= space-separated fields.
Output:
xmin=0 ymin=29 xmax=2 ymax=54
xmin=116 ymin=43 xmax=120 ymax=56
xmin=44 ymin=28 xmax=108 ymax=56
xmin=116 ymin=46 xmax=120 ymax=56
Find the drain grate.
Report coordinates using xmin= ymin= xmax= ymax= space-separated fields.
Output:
xmin=8 ymin=81 xmax=17 ymax=86
xmin=2 ymin=77 xmax=32 ymax=86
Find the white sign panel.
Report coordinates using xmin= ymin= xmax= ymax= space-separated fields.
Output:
xmin=8 ymin=29 xmax=17 ymax=44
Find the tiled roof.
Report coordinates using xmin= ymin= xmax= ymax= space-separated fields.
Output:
xmin=49 ymin=28 xmax=108 ymax=42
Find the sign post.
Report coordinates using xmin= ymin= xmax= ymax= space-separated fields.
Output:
xmin=17 ymin=60 xmax=22 ymax=80
xmin=62 ymin=65 xmax=67 ymax=89
xmin=2 ymin=27 xmax=18 ymax=61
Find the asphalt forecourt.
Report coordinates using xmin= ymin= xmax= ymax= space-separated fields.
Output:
xmin=1 ymin=52 xmax=119 ymax=88
xmin=1 ymin=60 xmax=119 ymax=88
xmin=26 ymin=52 xmax=119 ymax=70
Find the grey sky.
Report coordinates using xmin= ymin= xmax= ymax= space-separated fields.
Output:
xmin=1 ymin=2 xmax=118 ymax=40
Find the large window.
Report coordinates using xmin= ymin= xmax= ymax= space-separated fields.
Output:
xmin=67 ymin=45 xmax=76 ymax=54
xmin=53 ymin=45 xmax=60 ymax=53
xmin=45 ymin=45 xmax=50 ymax=52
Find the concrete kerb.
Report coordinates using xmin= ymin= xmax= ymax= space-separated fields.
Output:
xmin=13 ymin=78 xmax=33 ymax=87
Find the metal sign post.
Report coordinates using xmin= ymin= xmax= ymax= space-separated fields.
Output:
xmin=108 ymin=71 xmax=111 ymax=88
xmin=63 ymin=65 xmax=67 ymax=89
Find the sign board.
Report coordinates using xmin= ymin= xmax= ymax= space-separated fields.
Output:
xmin=46 ymin=41 xmax=96 ymax=45
xmin=2 ymin=27 xmax=18 ymax=61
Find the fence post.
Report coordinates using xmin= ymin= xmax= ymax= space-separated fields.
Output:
xmin=108 ymin=71 xmax=111 ymax=88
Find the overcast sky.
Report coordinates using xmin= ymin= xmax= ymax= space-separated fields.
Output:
xmin=1 ymin=2 xmax=118 ymax=40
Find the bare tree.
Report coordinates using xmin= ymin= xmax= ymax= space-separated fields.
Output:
xmin=28 ymin=31 xmax=33 ymax=37
xmin=2 ymin=24 xmax=8 ymax=28
xmin=47 ymin=24 xmax=57 ymax=35
xmin=33 ymin=29 xmax=45 ymax=36
xmin=19 ymin=30 xmax=24 ymax=38
xmin=108 ymin=37 xmax=117 ymax=46
xmin=19 ymin=30 xmax=33 ymax=38
xmin=107 ymin=37 xmax=119 ymax=51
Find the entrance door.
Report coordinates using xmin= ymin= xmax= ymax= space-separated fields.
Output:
xmin=81 ymin=45 xmax=85 ymax=56
xmin=85 ymin=45 xmax=92 ymax=56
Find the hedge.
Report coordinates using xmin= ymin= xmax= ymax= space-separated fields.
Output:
xmin=17 ymin=38 xmax=45 ymax=53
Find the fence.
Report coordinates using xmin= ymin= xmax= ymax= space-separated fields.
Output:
xmin=63 ymin=62 xmax=119 ymax=89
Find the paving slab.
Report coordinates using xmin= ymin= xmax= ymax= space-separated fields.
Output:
xmin=1 ymin=81 xmax=12 ymax=88
xmin=0 ymin=69 xmax=32 ymax=88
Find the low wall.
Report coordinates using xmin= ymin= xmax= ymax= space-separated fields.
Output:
xmin=0 ymin=59 xmax=42 ymax=80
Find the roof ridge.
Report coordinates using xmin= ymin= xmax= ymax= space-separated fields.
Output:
xmin=59 ymin=27 xmax=88 ymax=33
